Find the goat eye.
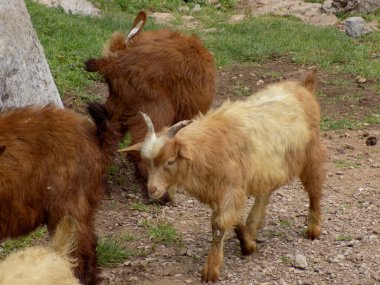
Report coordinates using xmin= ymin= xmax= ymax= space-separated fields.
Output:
xmin=167 ymin=160 xmax=176 ymax=167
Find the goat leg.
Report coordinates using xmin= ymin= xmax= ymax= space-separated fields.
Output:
xmin=201 ymin=219 xmax=225 ymax=283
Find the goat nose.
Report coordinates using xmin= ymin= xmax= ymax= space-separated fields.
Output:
xmin=148 ymin=186 xmax=158 ymax=195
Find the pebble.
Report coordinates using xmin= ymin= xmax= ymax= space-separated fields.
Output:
xmin=256 ymin=79 xmax=265 ymax=86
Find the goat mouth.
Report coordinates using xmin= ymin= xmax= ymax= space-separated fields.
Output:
xmin=148 ymin=191 xmax=167 ymax=200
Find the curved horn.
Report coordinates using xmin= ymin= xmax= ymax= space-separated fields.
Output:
xmin=167 ymin=120 xmax=192 ymax=138
xmin=140 ymin=112 xmax=155 ymax=138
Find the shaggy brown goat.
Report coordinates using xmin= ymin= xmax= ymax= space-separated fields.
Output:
xmin=0 ymin=217 xmax=80 ymax=285
xmin=121 ymin=70 xmax=327 ymax=282
xmin=85 ymin=11 xmax=216 ymax=199
xmin=0 ymin=103 xmax=122 ymax=285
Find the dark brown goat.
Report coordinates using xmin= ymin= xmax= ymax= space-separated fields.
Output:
xmin=85 ymin=11 xmax=216 ymax=199
xmin=0 ymin=103 xmax=122 ymax=285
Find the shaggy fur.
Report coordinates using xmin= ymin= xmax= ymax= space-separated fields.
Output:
xmin=122 ymin=70 xmax=326 ymax=282
xmin=0 ymin=217 xmax=80 ymax=285
xmin=85 ymin=11 xmax=216 ymax=198
xmin=0 ymin=103 xmax=122 ymax=285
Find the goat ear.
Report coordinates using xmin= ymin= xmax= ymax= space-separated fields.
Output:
xmin=118 ymin=142 xmax=143 ymax=154
xmin=0 ymin=145 xmax=5 ymax=156
xmin=178 ymin=143 xmax=192 ymax=161
xmin=126 ymin=11 xmax=147 ymax=41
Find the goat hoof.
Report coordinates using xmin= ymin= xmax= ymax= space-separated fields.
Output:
xmin=241 ymin=240 xmax=256 ymax=256
xmin=307 ymin=225 xmax=321 ymax=240
xmin=201 ymin=265 xmax=219 ymax=283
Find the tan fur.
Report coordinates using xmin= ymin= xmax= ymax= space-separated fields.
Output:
xmin=0 ymin=217 xmax=80 ymax=285
xmin=129 ymin=70 xmax=326 ymax=282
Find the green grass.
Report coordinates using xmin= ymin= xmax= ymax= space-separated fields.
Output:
xmin=97 ymin=236 xmax=131 ymax=266
xmin=232 ymin=82 xmax=251 ymax=97
xmin=119 ymin=232 xmax=136 ymax=242
xmin=142 ymin=219 xmax=182 ymax=245
xmin=131 ymin=201 xmax=149 ymax=212
xmin=321 ymin=113 xmax=380 ymax=131
xmin=335 ymin=235 xmax=352 ymax=241
xmin=333 ymin=159 xmax=360 ymax=169
xmin=279 ymin=219 xmax=291 ymax=228
xmin=0 ymin=227 xmax=47 ymax=260
xmin=266 ymin=230 xmax=285 ymax=239
xmin=26 ymin=0 xmax=380 ymax=131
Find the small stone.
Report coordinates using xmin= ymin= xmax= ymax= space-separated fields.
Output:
xmin=293 ymin=254 xmax=308 ymax=269
xmin=336 ymin=171 xmax=344 ymax=175
xmin=355 ymin=75 xmax=367 ymax=84
xmin=178 ymin=6 xmax=190 ymax=13
xmin=185 ymin=279 xmax=193 ymax=284
xmin=191 ymin=4 xmax=202 ymax=13
xmin=129 ymin=276 xmax=138 ymax=281
xmin=256 ymin=79 xmax=265 ymax=86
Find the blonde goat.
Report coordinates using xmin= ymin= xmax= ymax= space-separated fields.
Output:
xmin=0 ymin=217 xmax=80 ymax=285
xmin=120 ymin=70 xmax=327 ymax=282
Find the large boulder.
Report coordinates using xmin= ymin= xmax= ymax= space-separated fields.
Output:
xmin=0 ymin=0 xmax=62 ymax=109
xmin=33 ymin=0 xmax=100 ymax=16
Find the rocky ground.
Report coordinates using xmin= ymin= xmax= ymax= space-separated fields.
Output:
xmin=92 ymin=62 xmax=380 ymax=285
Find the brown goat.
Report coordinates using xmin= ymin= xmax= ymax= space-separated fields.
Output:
xmin=121 ymin=70 xmax=327 ymax=282
xmin=85 ymin=11 xmax=216 ymax=199
xmin=0 ymin=103 xmax=122 ymax=285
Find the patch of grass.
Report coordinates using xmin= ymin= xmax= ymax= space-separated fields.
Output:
xmin=333 ymin=159 xmax=360 ymax=169
xmin=266 ymin=230 xmax=284 ymax=239
xmin=97 ymin=237 xmax=130 ymax=266
xmin=299 ymin=228 xmax=308 ymax=238
xmin=279 ymin=219 xmax=291 ymax=228
xmin=131 ymin=201 xmax=149 ymax=212
xmin=232 ymin=82 xmax=251 ymax=97
xmin=334 ymin=93 xmax=365 ymax=103
xmin=118 ymin=133 xmax=131 ymax=149
xmin=280 ymin=255 xmax=291 ymax=264
xmin=304 ymin=0 xmax=324 ymax=3
xmin=143 ymin=220 xmax=182 ymax=245
xmin=335 ymin=235 xmax=352 ymax=241
xmin=321 ymin=116 xmax=357 ymax=131
xmin=0 ymin=227 xmax=47 ymax=260
xmin=119 ymin=232 xmax=136 ymax=242
xmin=107 ymin=164 xmax=120 ymax=177
xmin=202 ymin=16 xmax=380 ymax=78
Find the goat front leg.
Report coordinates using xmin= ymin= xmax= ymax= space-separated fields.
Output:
xmin=201 ymin=217 xmax=225 ymax=283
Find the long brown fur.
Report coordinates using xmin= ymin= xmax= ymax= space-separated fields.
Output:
xmin=0 ymin=103 xmax=122 ymax=285
xmin=123 ymin=70 xmax=327 ymax=282
xmin=85 ymin=11 xmax=216 ymax=199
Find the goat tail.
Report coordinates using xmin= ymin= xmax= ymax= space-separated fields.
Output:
xmin=87 ymin=102 xmax=123 ymax=162
xmin=50 ymin=216 xmax=78 ymax=259
xmin=304 ymin=68 xmax=317 ymax=94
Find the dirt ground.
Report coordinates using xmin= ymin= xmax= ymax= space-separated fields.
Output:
xmin=77 ymin=61 xmax=380 ymax=285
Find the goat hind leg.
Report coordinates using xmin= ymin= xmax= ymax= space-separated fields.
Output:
xmin=234 ymin=223 xmax=256 ymax=255
xmin=245 ymin=193 xmax=271 ymax=242
xmin=300 ymin=141 xmax=325 ymax=240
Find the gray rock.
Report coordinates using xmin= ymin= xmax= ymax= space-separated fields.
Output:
xmin=33 ymin=0 xmax=100 ymax=16
xmin=191 ymin=4 xmax=202 ymax=13
xmin=178 ymin=6 xmax=190 ymax=13
xmin=345 ymin=17 xmax=373 ymax=37
xmin=293 ymin=254 xmax=308 ymax=269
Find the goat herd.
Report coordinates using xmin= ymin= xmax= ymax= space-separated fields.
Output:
xmin=0 ymin=11 xmax=327 ymax=285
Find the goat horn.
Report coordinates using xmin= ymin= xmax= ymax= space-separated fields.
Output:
xmin=139 ymin=112 xmax=155 ymax=137
xmin=167 ymin=120 xmax=192 ymax=138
